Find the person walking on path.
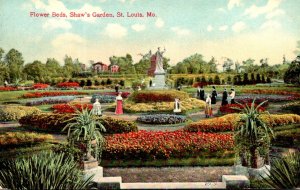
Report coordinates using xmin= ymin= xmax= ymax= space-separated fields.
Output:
xmin=229 ymin=88 xmax=235 ymax=104
xmin=198 ymin=86 xmax=205 ymax=101
xmin=205 ymin=94 xmax=212 ymax=118
xmin=221 ymin=88 xmax=228 ymax=106
xmin=115 ymin=84 xmax=119 ymax=93
xmin=115 ymin=92 xmax=123 ymax=115
xmin=211 ymin=86 xmax=217 ymax=104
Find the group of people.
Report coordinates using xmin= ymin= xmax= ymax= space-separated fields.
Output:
xmin=197 ymin=86 xmax=235 ymax=118
xmin=91 ymin=92 xmax=124 ymax=116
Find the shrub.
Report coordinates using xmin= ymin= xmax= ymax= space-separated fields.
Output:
xmin=137 ymin=114 xmax=186 ymax=124
xmin=0 ymin=152 xmax=93 ymax=189
xmin=103 ymin=131 xmax=234 ymax=160
xmin=129 ymin=90 xmax=189 ymax=103
xmin=0 ymin=106 xmax=41 ymax=122
xmin=19 ymin=113 xmax=137 ymax=134
xmin=192 ymin=82 xmax=209 ymax=88
xmin=220 ymin=103 xmax=265 ymax=114
xmin=259 ymin=114 xmax=300 ymax=127
xmin=0 ymin=132 xmax=53 ymax=148
xmin=124 ymin=98 xmax=205 ymax=113
xmin=33 ymin=83 xmax=49 ymax=89
xmin=52 ymin=103 xmax=93 ymax=113
xmin=57 ymin=82 xmax=79 ymax=88
xmin=25 ymin=96 xmax=77 ymax=106
xmin=214 ymin=75 xmax=221 ymax=85
xmin=22 ymin=91 xmax=87 ymax=98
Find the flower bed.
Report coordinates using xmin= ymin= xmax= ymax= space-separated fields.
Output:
xmin=235 ymin=94 xmax=295 ymax=103
xmin=241 ymin=89 xmax=300 ymax=98
xmin=91 ymin=94 xmax=116 ymax=103
xmin=25 ymin=96 xmax=77 ymax=106
xmin=281 ymin=101 xmax=300 ymax=114
xmin=52 ymin=103 xmax=93 ymax=113
xmin=184 ymin=114 xmax=240 ymax=132
xmin=184 ymin=114 xmax=300 ymax=132
xmin=0 ymin=86 xmax=18 ymax=91
xmin=124 ymin=98 xmax=205 ymax=113
xmin=57 ymin=82 xmax=79 ymax=88
xmin=129 ymin=90 xmax=189 ymax=103
xmin=137 ymin=114 xmax=186 ymax=124
xmin=22 ymin=91 xmax=86 ymax=98
xmin=19 ymin=113 xmax=137 ymax=134
xmin=0 ymin=132 xmax=53 ymax=148
xmin=33 ymin=83 xmax=49 ymax=89
xmin=219 ymin=103 xmax=265 ymax=114
xmin=101 ymin=92 xmax=130 ymax=98
xmin=103 ymin=131 xmax=234 ymax=160
xmin=0 ymin=106 xmax=41 ymax=122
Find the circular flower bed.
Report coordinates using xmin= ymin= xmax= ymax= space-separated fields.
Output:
xmin=137 ymin=114 xmax=186 ymax=124
xmin=91 ymin=94 xmax=116 ymax=103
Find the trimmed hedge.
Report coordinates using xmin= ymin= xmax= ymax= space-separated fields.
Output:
xmin=0 ymin=105 xmax=41 ymax=122
xmin=136 ymin=114 xmax=186 ymax=124
xmin=19 ymin=113 xmax=137 ymax=134
xmin=129 ymin=90 xmax=189 ymax=103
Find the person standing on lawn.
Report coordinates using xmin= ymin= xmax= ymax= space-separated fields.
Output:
xmin=222 ymin=88 xmax=228 ymax=106
xmin=115 ymin=92 xmax=123 ymax=115
xmin=211 ymin=86 xmax=217 ymax=104
xmin=230 ymin=88 xmax=235 ymax=104
xmin=205 ymin=94 xmax=212 ymax=118
xmin=199 ymin=86 xmax=205 ymax=100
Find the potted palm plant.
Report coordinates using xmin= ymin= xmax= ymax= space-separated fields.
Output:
xmin=63 ymin=108 xmax=106 ymax=169
xmin=234 ymin=99 xmax=274 ymax=178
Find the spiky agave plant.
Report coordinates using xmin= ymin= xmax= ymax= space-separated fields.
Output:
xmin=234 ymin=99 xmax=274 ymax=168
xmin=63 ymin=108 xmax=106 ymax=161
xmin=262 ymin=152 xmax=300 ymax=189
xmin=0 ymin=152 xmax=93 ymax=189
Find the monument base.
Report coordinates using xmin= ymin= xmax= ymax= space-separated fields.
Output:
xmin=150 ymin=72 xmax=168 ymax=89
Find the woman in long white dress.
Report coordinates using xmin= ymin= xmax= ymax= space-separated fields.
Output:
xmin=205 ymin=94 xmax=212 ymax=118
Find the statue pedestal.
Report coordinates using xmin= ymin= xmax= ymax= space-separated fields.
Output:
xmin=150 ymin=72 xmax=167 ymax=89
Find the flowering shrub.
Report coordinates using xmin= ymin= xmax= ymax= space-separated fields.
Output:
xmin=57 ymin=82 xmax=79 ymax=88
xmin=241 ymin=89 xmax=300 ymax=98
xmin=185 ymin=113 xmax=300 ymax=132
xmin=0 ymin=132 xmax=53 ymax=147
xmin=184 ymin=114 xmax=241 ymax=132
xmin=235 ymin=94 xmax=295 ymax=103
xmin=91 ymin=94 xmax=116 ymax=103
xmin=19 ymin=113 xmax=137 ymax=134
xmin=124 ymin=98 xmax=205 ymax=113
xmin=22 ymin=91 xmax=86 ymax=98
xmin=137 ymin=114 xmax=186 ymax=124
xmin=129 ymin=90 xmax=189 ymax=103
xmin=0 ymin=86 xmax=18 ymax=91
xmin=52 ymin=103 xmax=93 ymax=113
xmin=103 ymin=131 xmax=234 ymax=160
xmin=0 ymin=106 xmax=41 ymax=122
xmin=25 ymin=96 xmax=76 ymax=106
xmin=33 ymin=83 xmax=49 ymax=89
xmin=219 ymin=103 xmax=265 ymax=114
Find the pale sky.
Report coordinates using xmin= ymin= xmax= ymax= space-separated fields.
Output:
xmin=0 ymin=0 xmax=299 ymax=66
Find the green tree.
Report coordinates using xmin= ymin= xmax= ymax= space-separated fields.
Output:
xmin=243 ymin=73 xmax=249 ymax=85
xmin=5 ymin=48 xmax=24 ymax=82
xmin=45 ymin=58 xmax=62 ymax=78
xmin=0 ymin=48 xmax=9 ymax=85
xmin=207 ymin=57 xmax=217 ymax=73
xmin=242 ymin=58 xmax=256 ymax=73
xmin=63 ymin=55 xmax=74 ymax=78
xmin=284 ymin=55 xmax=300 ymax=85
xmin=214 ymin=75 xmax=221 ymax=85
xmin=222 ymin=58 xmax=234 ymax=72
xmin=23 ymin=60 xmax=46 ymax=82
xmin=109 ymin=54 xmax=136 ymax=74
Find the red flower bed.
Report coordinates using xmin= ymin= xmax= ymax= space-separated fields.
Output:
xmin=57 ymin=82 xmax=79 ymax=88
xmin=241 ymin=89 xmax=300 ymax=98
xmin=52 ymin=103 xmax=93 ymax=113
xmin=33 ymin=83 xmax=49 ymax=89
xmin=0 ymin=86 xmax=18 ymax=91
xmin=22 ymin=91 xmax=87 ymax=98
xmin=192 ymin=82 xmax=210 ymax=88
xmin=103 ymin=130 xmax=234 ymax=160
xmin=219 ymin=103 xmax=265 ymax=114
xmin=101 ymin=92 xmax=130 ymax=98
xmin=131 ymin=91 xmax=188 ymax=103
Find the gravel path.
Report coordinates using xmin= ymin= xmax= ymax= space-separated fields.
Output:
xmin=103 ymin=166 xmax=234 ymax=182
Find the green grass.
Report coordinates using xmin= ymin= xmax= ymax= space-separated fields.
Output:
xmin=36 ymin=104 xmax=53 ymax=112
xmin=273 ymin=124 xmax=300 ymax=132
xmin=101 ymin=157 xmax=235 ymax=167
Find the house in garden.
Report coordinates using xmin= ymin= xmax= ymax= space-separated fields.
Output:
xmin=92 ymin=62 xmax=109 ymax=73
xmin=110 ymin=64 xmax=120 ymax=73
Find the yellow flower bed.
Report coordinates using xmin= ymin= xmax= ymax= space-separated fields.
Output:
xmin=124 ymin=98 xmax=205 ymax=113
xmin=0 ymin=105 xmax=41 ymax=122
xmin=0 ymin=132 xmax=53 ymax=146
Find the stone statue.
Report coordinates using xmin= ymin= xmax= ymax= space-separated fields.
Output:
xmin=91 ymin=99 xmax=102 ymax=116
xmin=154 ymin=47 xmax=166 ymax=74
